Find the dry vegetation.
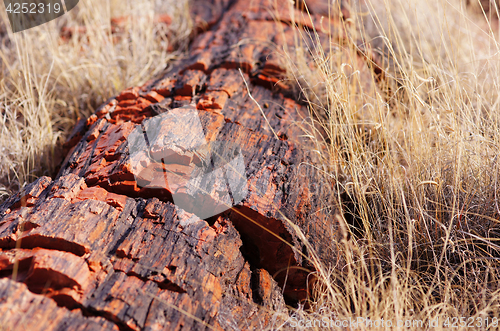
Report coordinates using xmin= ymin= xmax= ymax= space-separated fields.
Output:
xmin=0 ymin=0 xmax=192 ymax=199
xmin=278 ymin=0 xmax=500 ymax=329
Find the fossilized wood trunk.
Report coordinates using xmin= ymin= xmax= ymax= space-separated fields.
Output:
xmin=0 ymin=0 xmax=376 ymax=330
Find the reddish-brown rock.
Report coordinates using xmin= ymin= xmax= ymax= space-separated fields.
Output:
xmin=0 ymin=0 xmax=371 ymax=329
xmin=0 ymin=279 xmax=119 ymax=331
xmin=0 ymin=174 xmax=288 ymax=330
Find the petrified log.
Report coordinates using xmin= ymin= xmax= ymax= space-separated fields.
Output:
xmin=0 ymin=0 xmax=374 ymax=329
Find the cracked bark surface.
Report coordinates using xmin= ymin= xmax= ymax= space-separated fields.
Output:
xmin=0 ymin=0 xmax=377 ymax=329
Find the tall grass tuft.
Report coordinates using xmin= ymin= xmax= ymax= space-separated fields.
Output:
xmin=278 ymin=0 xmax=500 ymax=329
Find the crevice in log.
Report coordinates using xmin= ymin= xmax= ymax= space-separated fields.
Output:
xmin=250 ymin=268 xmax=264 ymax=306
xmin=123 ymin=270 xmax=187 ymax=294
xmin=80 ymin=306 xmax=135 ymax=331
xmin=223 ymin=205 xmax=310 ymax=305
xmin=16 ymin=235 xmax=88 ymax=257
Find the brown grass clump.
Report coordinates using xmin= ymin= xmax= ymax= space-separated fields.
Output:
xmin=274 ymin=0 xmax=500 ymax=329
xmin=0 ymin=0 xmax=192 ymax=199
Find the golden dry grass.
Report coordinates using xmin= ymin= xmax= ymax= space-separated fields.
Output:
xmin=274 ymin=0 xmax=500 ymax=329
xmin=0 ymin=0 xmax=192 ymax=199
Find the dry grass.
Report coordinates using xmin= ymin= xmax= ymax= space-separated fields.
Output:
xmin=273 ymin=0 xmax=500 ymax=329
xmin=0 ymin=0 xmax=192 ymax=199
